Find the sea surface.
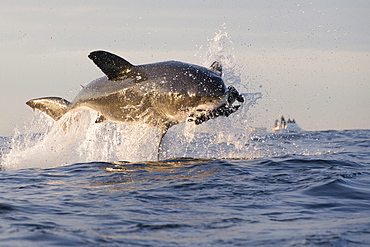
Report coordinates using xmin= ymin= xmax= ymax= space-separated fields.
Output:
xmin=0 ymin=129 xmax=369 ymax=246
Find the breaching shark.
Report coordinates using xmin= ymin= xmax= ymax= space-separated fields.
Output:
xmin=26 ymin=50 xmax=244 ymax=158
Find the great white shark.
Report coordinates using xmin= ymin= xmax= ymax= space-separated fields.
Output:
xmin=26 ymin=50 xmax=244 ymax=158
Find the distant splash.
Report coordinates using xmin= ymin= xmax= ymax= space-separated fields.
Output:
xmin=1 ymin=30 xmax=262 ymax=171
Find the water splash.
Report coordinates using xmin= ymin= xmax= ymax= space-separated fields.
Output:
xmin=1 ymin=30 xmax=262 ymax=170
xmin=1 ymin=110 xmax=162 ymax=170
xmin=156 ymin=29 xmax=262 ymax=160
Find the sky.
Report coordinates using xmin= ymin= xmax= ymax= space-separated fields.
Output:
xmin=0 ymin=0 xmax=369 ymax=136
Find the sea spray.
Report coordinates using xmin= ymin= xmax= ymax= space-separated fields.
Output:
xmin=1 ymin=110 xmax=160 ymax=170
xmin=159 ymin=29 xmax=262 ymax=159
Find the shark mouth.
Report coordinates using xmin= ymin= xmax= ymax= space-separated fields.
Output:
xmin=187 ymin=86 xmax=244 ymax=125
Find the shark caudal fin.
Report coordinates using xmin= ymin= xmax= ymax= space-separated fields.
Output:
xmin=26 ymin=97 xmax=71 ymax=121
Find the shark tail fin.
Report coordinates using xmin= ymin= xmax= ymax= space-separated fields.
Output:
xmin=26 ymin=97 xmax=71 ymax=121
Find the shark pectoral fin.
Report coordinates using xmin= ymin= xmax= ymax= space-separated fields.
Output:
xmin=95 ymin=114 xmax=107 ymax=123
xmin=210 ymin=61 xmax=222 ymax=76
xmin=157 ymin=124 xmax=171 ymax=160
xmin=26 ymin=97 xmax=71 ymax=121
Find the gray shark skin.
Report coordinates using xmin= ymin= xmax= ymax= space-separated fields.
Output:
xmin=26 ymin=51 xmax=244 ymax=158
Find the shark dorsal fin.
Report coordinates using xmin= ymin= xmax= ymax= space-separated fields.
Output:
xmin=210 ymin=61 xmax=222 ymax=76
xmin=88 ymin=50 xmax=135 ymax=80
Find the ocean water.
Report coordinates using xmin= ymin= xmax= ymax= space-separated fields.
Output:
xmin=1 ymin=31 xmax=369 ymax=246
xmin=0 ymin=129 xmax=369 ymax=246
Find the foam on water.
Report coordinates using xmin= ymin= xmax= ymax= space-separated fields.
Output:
xmin=1 ymin=110 xmax=162 ymax=170
xmin=1 ymin=30 xmax=262 ymax=171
